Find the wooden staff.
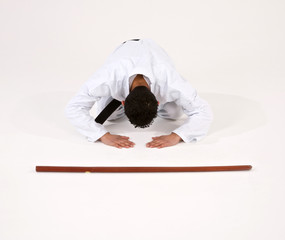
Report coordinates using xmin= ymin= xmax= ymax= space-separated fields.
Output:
xmin=36 ymin=165 xmax=252 ymax=173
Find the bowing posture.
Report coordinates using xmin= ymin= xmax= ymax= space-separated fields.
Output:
xmin=65 ymin=38 xmax=213 ymax=148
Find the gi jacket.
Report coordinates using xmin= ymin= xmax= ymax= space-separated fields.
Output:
xmin=65 ymin=38 xmax=213 ymax=143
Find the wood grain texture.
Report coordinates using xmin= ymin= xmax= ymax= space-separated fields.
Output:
xmin=36 ymin=165 xmax=252 ymax=173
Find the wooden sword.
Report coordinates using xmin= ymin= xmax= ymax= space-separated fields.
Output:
xmin=36 ymin=165 xmax=252 ymax=173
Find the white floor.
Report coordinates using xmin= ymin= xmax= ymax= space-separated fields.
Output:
xmin=1 ymin=1 xmax=285 ymax=239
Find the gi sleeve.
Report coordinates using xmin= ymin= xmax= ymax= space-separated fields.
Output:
xmin=172 ymin=90 xmax=213 ymax=143
xmin=64 ymin=72 xmax=110 ymax=142
xmin=163 ymin=67 xmax=213 ymax=143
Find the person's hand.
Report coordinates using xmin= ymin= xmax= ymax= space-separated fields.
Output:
xmin=99 ymin=132 xmax=135 ymax=149
xmin=146 ymin=133 xmax=182 ymax=148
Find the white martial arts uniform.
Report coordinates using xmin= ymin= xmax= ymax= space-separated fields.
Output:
xmin=65 ymin=38 xmax=213 ymax=143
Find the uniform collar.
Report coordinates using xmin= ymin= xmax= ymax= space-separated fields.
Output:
xmin=123 ymin=69 xmax=153 ymax=99
xmin=129 ymin=74 xmax=151 ymax=88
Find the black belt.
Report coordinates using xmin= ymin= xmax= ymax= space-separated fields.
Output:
xmin=122 ymin=39 xmax=140 ymax=44
xmin=95 ymin=99 xmax=122 ymax=124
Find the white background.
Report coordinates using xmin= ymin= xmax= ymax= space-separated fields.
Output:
xmin=1 ymin=0 xmax=285 ymax=239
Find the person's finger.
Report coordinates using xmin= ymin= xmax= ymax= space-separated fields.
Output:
xmin=153 ymin=142 xmax=164 ymax=148
xmin=119 ymin=137 xmax=135 ymax=145
xmin=115 ymin=144 xmax=122 ymax=149
xmin=118 ymin=140 xmax=134 ymax=148
xmin=127 ymin=140 xmax=135 ymax=145
xmin=123 ymin=143 xmax=134 ymax=148
xmin=122 ymin=139 xmax=135 ymax=145
xmin=146 ymin=142 xmax=153 ymax=148
xmin=152 ymin=140 xmax=163 ymax=145
xmin=148 ymin=141 xmax=163 ymax=148
xmin=152 ymin=136 xmax=160 ymax=140
xmin=120 ymin=136 xmax=130 ymax=139
xmin=157 ymin=143 xmax=168 ymax=149
xmin=118 ymin=143 xmax=132 ymax=149
xmin=117 ymin=142 xmax=130 ymax=148
xmin=146 ymin=140 xmax=154 ymax=145
xmin=146 ymin=140 xmax=162 ymax=147
xmin=120 ymin=144 xmax=130 ymax=148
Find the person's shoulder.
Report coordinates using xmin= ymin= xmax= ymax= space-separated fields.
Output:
xmin=83 ymin=63 xmax=115 ymax=87
xmin=141 ymin=38 xmax=157 ymax=44
xmin=155 ymin=62 xmax=178 ymax=75
xmin=141 ymin=38 xmax=162 ymax=49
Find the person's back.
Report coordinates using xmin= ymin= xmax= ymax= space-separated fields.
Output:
xmin=103 ymin=38 xmax=175 ymax=69
xmin=65 ymin=38 xmax=213 ymax=148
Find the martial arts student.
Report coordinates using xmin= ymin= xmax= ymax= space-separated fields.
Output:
xmin=65 ymin=38 xmax=213 ymax=149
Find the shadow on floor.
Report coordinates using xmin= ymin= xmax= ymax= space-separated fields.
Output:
xmin=200 ymin=92 xmax=267 ymax=136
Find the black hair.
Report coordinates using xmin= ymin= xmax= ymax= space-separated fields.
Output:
xmin=124 ymin=86 xmax=158 ymax=128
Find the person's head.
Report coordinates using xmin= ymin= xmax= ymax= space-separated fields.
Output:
xmin=124 ymin=86 xmax=158 ymax=128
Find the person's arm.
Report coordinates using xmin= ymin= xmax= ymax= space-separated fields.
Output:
xmin=172 ymin=89 xmax=213 ymax=143
xmin=65 ymin=82 xmax=109 ymax=142
xmin=169 ymin=70 xmax=213 ymax=143
xmin=146 ymin=93 xmax=213 ymax=147
xmin=65 ymin=70 xmax=135 ymax=148
xmin=146 ymin=67 xmax=213 ymax=148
